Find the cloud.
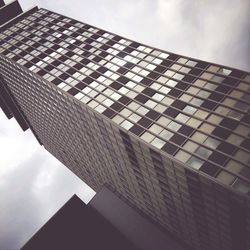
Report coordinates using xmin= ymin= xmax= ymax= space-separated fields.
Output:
xmin=0 ymin=111 xmax=95 ymax=249
xmin=35 ymin=0 xmax=250 ymax=70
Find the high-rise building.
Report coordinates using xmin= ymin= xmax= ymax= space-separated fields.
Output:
xmin=1 ymin=1 xmax=250 ymax=250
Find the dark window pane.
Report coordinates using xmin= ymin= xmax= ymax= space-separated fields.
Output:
xmin=130 ymin=125 xmax=145 ymax=136
xmin=208 ymin=152 xmax=228 ymax=165
xmin=178 ymin=125 xmax=195 ymax=136
xmin=217 ymin=142 xmax=237 ymax=155
xmin=200 ymin=162 xmax=220 ymax=176
xmin=162 ymin=141 xmax=178 ymax=155
xmin=170 ymin=134 xmax=186 ymax=146
xmin=212 ymin=127 xmax=231 ymax=139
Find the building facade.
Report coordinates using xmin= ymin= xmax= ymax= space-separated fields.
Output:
xmin=0 ymin=2 xmax=250 ymax=250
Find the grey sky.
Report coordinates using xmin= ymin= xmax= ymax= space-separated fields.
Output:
xmin=0 ymin=0 xmax=249 ymax=249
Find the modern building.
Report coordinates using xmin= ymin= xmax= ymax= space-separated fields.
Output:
xmin=22 ymin=186 xmax=188 ymax=250
xmin=0 ymin=1 xmax=249 ymax=250
xmin=21 ymin=191 xmax=139 ymax=250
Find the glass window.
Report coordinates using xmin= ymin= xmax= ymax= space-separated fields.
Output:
xmin=235 ymin=125 xmax=249 ymax=137
xmin=145 ymin=100 xmax=157 ymax=109
xmin=159 ymin=129 xmax=174 ymax=140
xmin=112 ymin=114 xmax=124 ymax=124
xmin=180 ymin=93 xmax=192 ymax=102
xmin=157 ymin=76 xmax=168 ymax=84
xmin=207 ymin=65 xmax=220 ymax=73
xmin=149 ymin=124 xmax=163 ymax=134
xmin=175 ymin=113 xmax=189 ymax=123
xmin=151 ymin=82 xmax=162 ymax=90
xmin=168 ymin=121 xmax=181 ymax=131
xmin=127 ymin=101 xmax=140 ymax=111
xmin=233 ymin=179 xmax=250 ymax=195
xmin=161 ymin=97 xmax=174 ymax=106
xmin=95 ymin=105 xmax=106 ymax=113
xmin=157 ymin=116 xmax=171 ymax=127
xmin=159 ymin=86 xmax=171 ymax=95
xmin=159 ymin=52 xmax=169 ymax=59
xmin=134 ymin=85 xmax=145 ymax=93
xmin=185 ymin=60 xmax=197 ymax=67
xmin=207 ymin=114 xmax=223 ymax=124
xmin=154 ymin=104 xmax=166 ymax=113
xmin=183 ymin=141 xmax=199 ymax=153
xmin=186 ymin=118 xmax=202 ymax=128
xmin=227 ymin=110 xmax=243 ymax=120
xmin=194 ymin=110 xmax=209 ymax=120
xmin=120 ymin=108 xmax=132 ymax=117
xmin=187 ymin=156 xmax=204 ymax=170
xmin=204 ymin=137 xmax=220 ymax=149
xmin=74 ymin=92 xmax=84 ymax=100
xmin=199 ymin=123 xmax=215 ymax=134
xmin=183 ymin=105 xmax=197 ymax=115
xmin=195 ymin=146 xmax=212 ymax=159
xmin=197 ymin=90 xmax=210 ymax=98
xmin=215 ymin=106 xmax=230 ymax=116
xmin=129 ymin=113 xmax=141 ymax=123
xmin=151 ymin=137 xmax=165 ymax=149
xmin=226 ymin=134 xmax=244 ymax=146
xmin=190 ymin=98 xmax=204 ymax=107
xmin=175 ymin=150 xmax=191 ymax=163
xmin=152 ymin=93 xmax=164 ymax=102
xmin=120 ymin=120 xmax=133 ymax=130
xmin=201 ymin=72 xmax=214 ymax=80
xmin=137 ymin=106 xmax=149 ymax=115
xmin=234 ymin=150 xmax=250 ymax=165
xmin=140 ymin=132 xmax=155 ymax=143
xmin=187 ymin=86 xmax=200 ymax=95
xmin=216 ymin=171 xmax=235 ymax=185
xmin=191 ymin=132 xmax=207 ymax=143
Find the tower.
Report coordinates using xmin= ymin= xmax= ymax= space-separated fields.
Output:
xmin=1 ymin=1 xmax=250 ymax=249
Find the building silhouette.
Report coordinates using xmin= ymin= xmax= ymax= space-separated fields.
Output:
xmin=22 ymin=186 xmax=188 ymax=250
xmin=1 ymin=1 xmax=249 ymax=250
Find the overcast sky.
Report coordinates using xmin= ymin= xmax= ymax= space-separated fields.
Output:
xmin=1 ymin=0 xmax=250 ymax=249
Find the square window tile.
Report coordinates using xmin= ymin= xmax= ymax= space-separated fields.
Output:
xmin=195 ymin=146 xmax=213 ymax=159
xmin=159 ymin=129 xmax=173 ymax=140
xmin=121 ymin=120 xmax=133 ymax=130
xmin=183 ymin=106 xmax=197 ymax=115
xmin=151 ymin=137 xmax=165 ymax=149
xmin=145 ymin=100 xmax=157 ymax=109
xmin=140 ymin=132 xmax=155 ymax=143
xmin=129 ymin=113 xmax=141 ymax=123
xmin=203 ymin=137 xmax=220 ymax=149
xmin=152 ymin=93 xmax=165 ymax=101
xmin=187 ymin=157 xmax=204 ymax=170
xmin=216 ymin=171 xmax=235 ymax=185
xmin=168 ymin=121 xmax=181 ymax=131
xmin=175 ymin=113 xmax=189 ymax=123
xmin=175 ymin=150 xmax=191 ymax=163
xmin=200 ymin=162 xmax=220 ymax=176
xmin=183 ymin=141 xmax=199 ymax=153
xmin=162 ymin=141 xmax=178 ymax=155
xmin=95 ymin=105 xmax=106 ymax=113
xmin=112 ymin=114 xmax=124 ymax=124
xmin=157 ymin=116 xmax=171 ymax=127
xmin=191 ymin=132 xmax=207 ymax=143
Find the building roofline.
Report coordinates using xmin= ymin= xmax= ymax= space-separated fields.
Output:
xmin=40 ymin=7 xmax=250 ymax=75
xmin=0 ymin=6 xmax=38 ymax=32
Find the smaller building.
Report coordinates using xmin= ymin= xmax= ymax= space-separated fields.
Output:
xmin=22 ymin=186 xmax=189 ymax=250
